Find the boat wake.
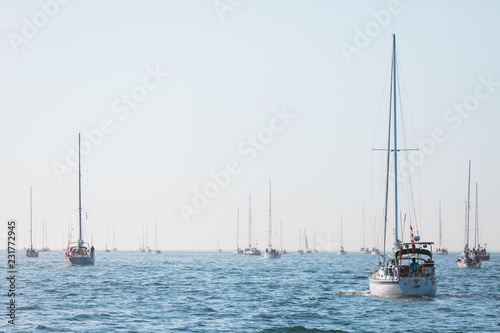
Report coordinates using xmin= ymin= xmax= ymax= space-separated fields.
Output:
xmin=334 ymin=289 xmax=370 ymax=297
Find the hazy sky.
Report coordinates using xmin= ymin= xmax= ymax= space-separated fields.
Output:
xmin=1 ymin=0 xmax=499 ymax=252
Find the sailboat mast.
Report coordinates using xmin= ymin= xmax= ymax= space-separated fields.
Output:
xmin=340 ymin=213 xmax=343 ymax=248
xmin=236 ymin=207 xmax=239 ymax=249
xmin=280 ymin=220 xmax=283 ymax=251
xmin=439 ymin=202 xmax=442 ymax=248
xmin=392 ymin=34 xmax=399 ymax=247
xmin=78 ymin=133 xmax=82 ymax=244
xmin=475 ymin=182 xmax=478 ymax=248
xmin=268 ymin=179 xmax=272 ymax=248
xmin=362 ymin=206 xmax=365 ymax=247
xmin=248 ymin=194 xmax=252 ymax=247
xmin=30 ymin=186 xmax=33 ymax=249
xmin=467 ymin=160 xmax=471 ymax=249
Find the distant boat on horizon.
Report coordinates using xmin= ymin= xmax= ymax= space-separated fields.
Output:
xmin=436 ymin=202 xmax=448 ymax=255
xmin=338 ymin=214 xmax=347 ymax=255
xmin=64 ymin=133 xmax=95 ymax=266
xmin=233 ymin=207 xmax=243 ymax=254
xmin=263 ymin=180 xmax=281 ymax=259
xmin=25 ymin=187 xmax=39 ymax=258
xmin=244 ymin=194 xmax=261 ymax=256
xmin=39 ymin=219 xmax=51 ymax=252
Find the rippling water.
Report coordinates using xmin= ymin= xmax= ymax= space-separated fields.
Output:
xmin=5 ymin=251 xmax=499 ymax=332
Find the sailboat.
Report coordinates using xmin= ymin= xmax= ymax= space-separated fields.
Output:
xmin=139 ymin=226 xmax=145 ymax=252
xmin=474 ymin=183 xmax=489 ymax=261
xmin=263 ymin=180 xmax=281 ymax=259
xmin=296 ymin=228 xmax=304 ymax=255
xmin=244 ymin=194 xmax=261 ymax=256
xmin=105 ymin=226 xmax=111 ymax=252
xmin=304 ymin=228 xmax=312 ymax=254
xmin=25 ymin=186 xmax=39 ymax=258
xmin=338 ymin=214 xmax=347 ymax=255
xmin=112 ymin=226 xmax=117 ymax=251
xmin=370 ymin=217 xmax=380 ymax=255
xmin=436 ymin=202 xmax=448 ymax=255
xmin=64 ymin=134 xmax=95 ymax=266
xmin=146 ymin=225 xmax=152 ymax=253
xmin=154 ymin=221 xmax=161 ymax=254
xmin=368 ymin=35 xmax=437 ymax=296
xmin=233 ymin=207 xmax=244 ymax=254
xmin=360 ymin=207 xmax=370 ymax=254
xmin=457 ymin=163 xmax=482 ymax=268
xmin=312 ymin=228 xmax=318 ymax=253
xmin=40 ymin=219 xmax=51 ymax=252
xmin=279 ymin=220 xmax=287 ymax=254
xmin=217 ymin=234 xmax=222 ymax=253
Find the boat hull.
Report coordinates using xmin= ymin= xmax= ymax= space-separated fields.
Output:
xmin=369 ymin=276 xmax=437 ymax=297
xmin=457 ymin=258 xmax=481 ymax=269
xmin=66 ymin=256 xmax=95 ymax=266
xmin=263 ymin=252 xmax=281 ymax=259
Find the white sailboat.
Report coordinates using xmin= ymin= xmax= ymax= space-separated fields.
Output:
xmin=436 ymin=202 xmax=448 ymax=255
xmin=25 ymin=186 xmax=39 ymax=258
xmin=370 ymin=217 xmax=380 ymax=255
xmin=146 ymin=225 xmax=152 ymax=253
xmin=244 ymin=194 xmax=261 ymax=256
xmin=338 ymin=214 xmax=347 ymax=255
xmin=217 ymin=234 xmax=222 ymax=253
xmin=40 ymin=219 xmax=51 ymax=252
xmin=139 ymin=226 xmax=145 ymax=252
xmin=64 ymin=133 xmax=95 ymax=266
xmin=296 ymin=228 xmax=304 ymax=255
xmin=368 ymin=35 xmax=436 ymax=296
xmin=279 ymin=220 xmax=287 ymax=254
xmin=360 ymin=207 xmax=370 ymax=254
xmin=112 ymin=226 xmax=117 ymax=252
xmin=304 ymin=228 xmax=312 ymax=254
xmin=263 ymin=180 xmax=281 ymax=259
xmin=474 ymin=183 xmax=489 ymax=260
xmin=234 ymin=207 xmax=243 ymax=254
xmin=312 ymin=228 xmax=318 ymax=253
xmin=105 ymin=226 xmax=111 ymax=252
xmin=457 ymin=161 xmax=482 ymax=268
xmin=154 ymin=221 xmax=161 ymax=254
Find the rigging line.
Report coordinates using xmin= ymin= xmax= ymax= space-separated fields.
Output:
xmin=371 ymin=55 xmax=393 ymax=150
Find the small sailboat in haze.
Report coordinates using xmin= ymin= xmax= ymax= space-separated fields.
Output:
xmin=474 ymin=183 xmax=489 ymax=261
xmin=25 ymin=187 xmax=39 ymax=258
xmin=263 ymin=180 xmax=281 ymax=259
xmin=40 ymin=219 xmax=51 ymax=252
xmin=304 ymin=228 xmax=312 ymax=254
xmin=311 ymin=229 xmax=318 ymax=253
xmin=436 ymin=202 xmax=448 ymax=255
xmin=457 ymin=162 xmax=482 ymax=268
xmin=217 ymin=234 xmax=222 ymax=253
xmin=105 ymin=226 xmax=111 ymax=252
xmin=244 ymin=194 xmax=261 ymax=256
xmin=338 ymin=214 xmax=347 ymax=255
xmin=279 ymin=220 xmax=287 ymax=254
xmin=154 ymin=221 xmax=161 ymax=254
xmin=146 ymin=225 xmax=152 ymax=253
xmin=64 ymin=134 xmax=95 ymax=266
xmin=296 ymin=228 xmax=304 ymax=255
xmin=368 ymin=35 xmax=436 ymax=296
xmin=233 ymin=207 xmax=243 ymax=254
xmin=360 ymin=207 xmax=370 ymax=254
xmin=112 ymin=226 xmax=117 ymax=251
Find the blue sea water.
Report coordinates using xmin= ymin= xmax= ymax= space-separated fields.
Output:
xmin=3 ymin=251 xmax=499 ymax=332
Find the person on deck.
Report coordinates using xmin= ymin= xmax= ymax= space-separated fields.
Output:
xmin=409 ymin=258 xmax=418 ymax=273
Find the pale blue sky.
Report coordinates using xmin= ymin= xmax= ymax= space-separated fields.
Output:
xmin=1 ymin=0 xmax=499 ymax=251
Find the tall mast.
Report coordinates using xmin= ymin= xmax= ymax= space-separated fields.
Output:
xmin=362 ymin=206 xmax=365 ymax=247
xmin=467 ymin=160 xmax=471 ymax=249
xmin=248 ymin=194 xmax=252 ymax=247
xmin=30 ymin=186 xmax=33 ymax=249
xmin=439 ymin=202 xmax=442 ymax=248
xmin=236 ymin=207 xmax=239 ymax=249
xmin=267 ymin=179 xmax=272 ymax=248
xmin=113 ymin=226 xmax=116 ymax=249
xmin=340 ymin=213 xmax=343 ymax=248
xmin=475 ymin=182 xmax=478 ymax=248
xmin=392 ymin=34 xmax=399 ymax=248
xmin=280 ymin=220 xmax=283 ymax=251
xmin=78 ymin=133 xmax=82 ymax=244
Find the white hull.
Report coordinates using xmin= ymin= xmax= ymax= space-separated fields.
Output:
xmin=369 ymin=273 xmax=437 ymax=297
xmin=263 ymin=252 xmax=281 ymax=259
xmin=457 ymin=257 xmax=481 ymax=269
